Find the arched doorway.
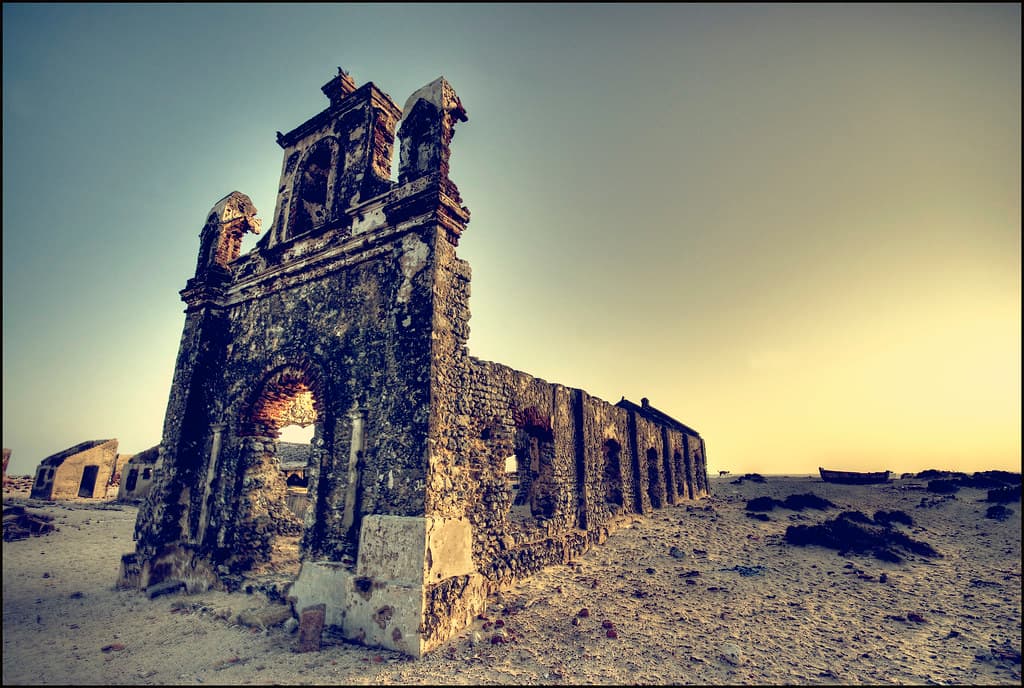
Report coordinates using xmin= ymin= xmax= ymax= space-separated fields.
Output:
xmin=231 ymin=363 xmax=327 ymax=585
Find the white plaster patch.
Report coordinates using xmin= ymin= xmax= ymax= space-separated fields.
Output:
xmin=352 ymin=205 xmax=386 ymax=235
xmin=396 ymin=235 xmax=429 ymax=304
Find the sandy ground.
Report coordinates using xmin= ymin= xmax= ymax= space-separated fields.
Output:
xmin=2 ymin=476 xmax=1020 ymax=685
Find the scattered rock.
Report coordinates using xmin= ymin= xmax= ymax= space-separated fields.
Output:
xmin=2 ymin=506 xmax=55 ymax=541
xmin=669 ymin=546 xmax=686 ymax=559
xmin=238 ymin=605 xmax=292 ymax=630
xmin=719 ymin=642 xmax=742 ymax=665
xmin=283 ymin=617 xmax=298 ymax=634
xmin=990 ymin=641 xmax=1021 ymax=664
xmin=577 ymin=608 xmax=589 ymax=618
xmin=605 ymin=629 xmax=618 ymax=639
xmin=907 ymin=613 xmax=927 ymax=623
xmin=296 ymin=604 xmax=325 ymax=653
xmin=746 ymin=512 xmax=770 ymax=522
xmin=101 ymin=643 xmax=126 ymax=652
xmin=146 ymin=580 xmax=185 ymax=600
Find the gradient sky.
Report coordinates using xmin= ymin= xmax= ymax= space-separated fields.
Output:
xmin=3 ymin=4 xmax=1020 ymax=477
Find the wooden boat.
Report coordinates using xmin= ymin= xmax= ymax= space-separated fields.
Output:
xmin=818 ymin=467 xmax=890 ymax=484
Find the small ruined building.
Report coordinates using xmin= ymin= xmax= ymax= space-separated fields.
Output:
xmin=120 ymin=68 xmax=709 ymax=656
xmin=119 ymin=445 xmax=159 ymax=502
xmin=31 ymin=439 xmax=131 ymax=500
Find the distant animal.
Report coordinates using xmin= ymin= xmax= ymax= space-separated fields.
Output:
xmin=719 ymin=470 xmax=730 ymax=476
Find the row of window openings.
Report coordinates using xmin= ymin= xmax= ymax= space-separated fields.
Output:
xmin=502 ymin=443 xmax=696 ymax=510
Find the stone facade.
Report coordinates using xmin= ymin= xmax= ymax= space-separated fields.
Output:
xmin=31 ymin=439 xmax=129 ymax=500
xmin=120 ymin=68 xmax=709 ymax=657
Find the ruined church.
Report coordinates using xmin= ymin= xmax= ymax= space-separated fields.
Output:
xmin=119 ymin=69 xmax=709 ymax=656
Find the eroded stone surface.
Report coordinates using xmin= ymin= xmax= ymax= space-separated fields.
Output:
xmin=121 ymin=67 xmax=709 ymax=657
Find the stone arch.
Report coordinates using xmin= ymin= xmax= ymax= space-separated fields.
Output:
xmin=646 ymin=448 xmax=663 ymax=509
xmin=602 ymin=439 xmax=624 ymax=510
xmin=675 ymin=448 xmax=693 ymax=500
xmin=239 ymin=360 xmax=328 ymax=439
xmin=287 ymin=137 xmax=339 ymax=239
xmin=509 ymin=406 xmax=557 ymax=521
xmin=224 ymin=358 xmax=331 ymax=580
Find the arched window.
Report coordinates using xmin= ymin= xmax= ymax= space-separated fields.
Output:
xmin=647 ymin=448 xmax=663 ymax=509
xmin=602 ymin=439 xmax=624 ymax=508
xmin=289 ymin=140 xmax=335 ymax=238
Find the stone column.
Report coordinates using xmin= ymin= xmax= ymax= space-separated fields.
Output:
xmin=341 ymin=407 xmax=366 ymax=534
xmin=195 ymin=423 xmax=225 ymax=545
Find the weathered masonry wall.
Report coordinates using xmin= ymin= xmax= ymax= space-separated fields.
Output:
xmin=432 ymin=358 xmax=709 ymax=594
xmin=121 ymin=68 xmax=709 ymax=658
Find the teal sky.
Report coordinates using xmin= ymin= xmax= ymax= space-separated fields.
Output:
xmin=3 ymin=4 xmax=1020 ymax=477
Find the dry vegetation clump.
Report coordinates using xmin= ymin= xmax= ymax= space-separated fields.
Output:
xmin=986 ymin=485 xmax=1022 ymax=503
xmin=731 ymin=473 xmax=766 ymax=485
xmin=745 ymin=492 xmax=836 ymax=513
xmin=985 ymin=505 xmax=1014 ymax=521
xmin=785 ymin=509 xmax=940 ymax=563
xmin=927 ymin=479 xmax=962 ymax=495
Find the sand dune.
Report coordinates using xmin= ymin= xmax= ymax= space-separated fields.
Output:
xmin=2 ymin=476 xmax=1020 ymax=685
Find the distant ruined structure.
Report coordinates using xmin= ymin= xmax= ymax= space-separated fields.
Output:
xmin=119 ymin=69 xmax=709 ymax=656
xmin=119 ymin=445 xmax=159 ymax=502
xmin=31 ymin=439 xmax=131 ymax=500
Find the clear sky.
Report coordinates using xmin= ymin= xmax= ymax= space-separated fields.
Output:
xmin=3 ymin=4 xmax=1020 ymax=477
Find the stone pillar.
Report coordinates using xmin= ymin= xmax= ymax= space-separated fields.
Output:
xmin=195 ymin=423 xmax=225 ymax=545
xmin=341 ymin=407 xmax=365 ymax=534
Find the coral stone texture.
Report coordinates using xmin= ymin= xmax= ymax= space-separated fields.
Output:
xmin=118 ymin=68 xmax=709 ymax=656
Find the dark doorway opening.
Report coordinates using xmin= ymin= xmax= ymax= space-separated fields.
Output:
xmin=78 ymin=465 xmax=99 ymax=498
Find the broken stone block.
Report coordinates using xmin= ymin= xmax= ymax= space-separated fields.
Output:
xmin=296 ymin=603 xmax=326 ymax=652
xmin=238 ymin=604 xmax=293 ymax=630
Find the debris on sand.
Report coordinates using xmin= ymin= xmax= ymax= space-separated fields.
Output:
xmin=784 ymin=510 xmax=940 ymax=563
xmin=731 ymin=473 xmax=766 ymax=485
xmin=985 ymin=505 xmax=1014 ymax=521
xmin=985 ymin=486 xmax=1021 ymax=504
xmin=3 ymin=505 xmax=55 ymax=541
xmin=873 ymin=510 xmax=914 ymax=527
xmin=745 ymin=493 xmax=836 ymax=513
